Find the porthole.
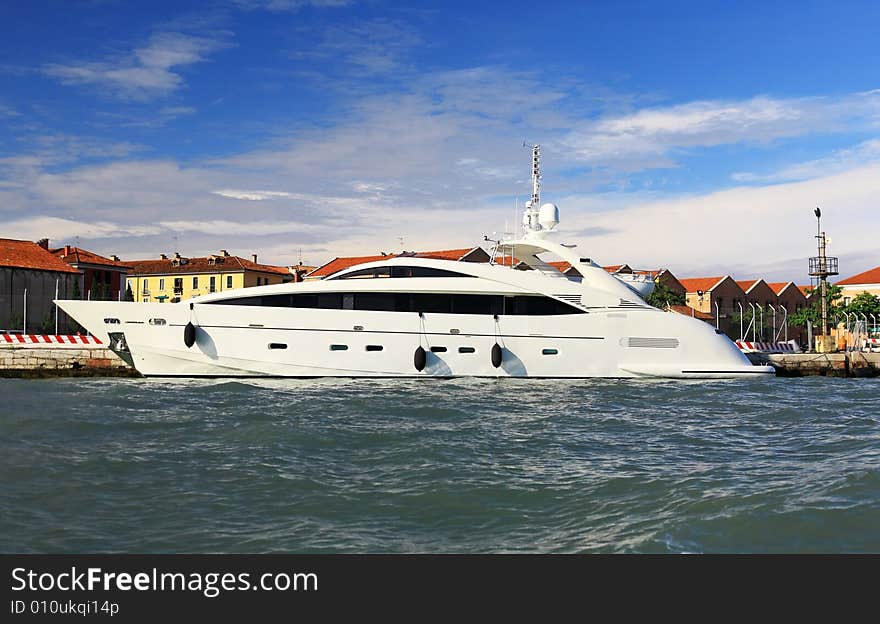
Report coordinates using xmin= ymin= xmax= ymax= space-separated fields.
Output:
xmin=541 ymin=348 xmax=559 ymax=355
xmin=458 ymin=346 xmax=475 ymax=353
xmin=365 ymin=345 xmax=383 ymax=352
xmin=268 ymin=343 xmax=287 ymax=350
xmin=103 ymin=318 xmax=120 ymax=324
xmin=330 ymin=344 xmax=348 ymax=351
xmin=430 ymin=346 xmax=447 ymax=353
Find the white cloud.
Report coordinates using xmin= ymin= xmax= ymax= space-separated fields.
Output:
xmin=6 ymin=50 xmax=880 ymax=280
xmin=288 ymin=17 xmax=422 ymax=77
xmin=43 ymin=32 xmax=231 ymax=100
xmin=732 ymin=139 xmax=880 ymax=183
xmin=3 ymin=216 xmax=162 ymax=241
xmin=560 ymin=91 xmax=880 ymax=169
xmin=158 ymin=219 xmax=343 ymax=235
xmin=212 ymin=189 xmax=296 ymax=201
xmin=233 ymin=0 xmax=352 ymax=12
xmin=554 ymin=161 xmax=880 ymax=281
xmin=0 ymin=102 xmax=20 ymax=117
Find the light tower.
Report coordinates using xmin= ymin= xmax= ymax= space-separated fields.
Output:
xmin=807 ymin=207 xmax=838 ymax=351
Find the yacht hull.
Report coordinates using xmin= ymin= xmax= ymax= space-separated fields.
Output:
xmin=56 ymin=299 xmax=775 ymax=379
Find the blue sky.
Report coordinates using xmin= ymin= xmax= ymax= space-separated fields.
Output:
xmin=2 ymin=0 xmax=879 ymax=281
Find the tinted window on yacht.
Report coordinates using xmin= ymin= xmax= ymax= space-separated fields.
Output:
xmin=205 ymin=292 xmax=582 ymax=314
xmin=504 ymin=295 xmax=577 ymax=316
xmin=354 ymin=293 xmax=403 ymax=311
xmin=335 ymin=266 xmax=467 ymax=279
xmin=452 ymin=294 xmax=503 ymax=315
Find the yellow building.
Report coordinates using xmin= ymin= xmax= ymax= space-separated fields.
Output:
xmin=126 ymin=250 xmax=292 ymax=303
xmin=836 ymin=266 xmax=880 ymax=305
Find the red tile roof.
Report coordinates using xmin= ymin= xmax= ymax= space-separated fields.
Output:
xmin=0 ymin=238 xmax=80 ymax=274
xmin=798 ymin=285 xmax=814 ymax=296
xmin=679 ymin=276 xmax=726 ymax=293
xmin=50 ymin=246 xmax=129 ymax=269
xmin=767 ymin=281 xmax=795 ymax=295
xmin=548 ymin=261 xmax=572 ymax=272
xmin=414 ymin=247 xmax=481 ymax=261
xmin=492 ymin=256 xmax=528 ymax=268
xmin=306 ymin=254 xmax=391 ymax=278
xmin=667 ymin=304 xmax=715 ymax=320
xmin=837 ymin=266 xmax=880 ymax=286
xmin=735 ymin=279 xmax=776 ymax=294
xmin=126 ymin=254 xmax=291 ymax=276
xmin=307 ymin=248 xmax=486 ymax=278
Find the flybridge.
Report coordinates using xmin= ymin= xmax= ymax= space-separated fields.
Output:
xmin=491 ymin=145 xmax=655 ymax=298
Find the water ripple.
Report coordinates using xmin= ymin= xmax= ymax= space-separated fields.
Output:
xmin=0 ymin=376 xmax=878 ymax=552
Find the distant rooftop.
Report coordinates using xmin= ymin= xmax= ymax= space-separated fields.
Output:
xmin=837 ymin=266 xmax=880 ymax=286
xmin=0 ymin=238 xmax=80 ymax=274
xmin=127 ymin=251 xmax=290 ymax=276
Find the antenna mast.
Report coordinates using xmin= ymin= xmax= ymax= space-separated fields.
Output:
xmin=530 ymin=143 xmax=541 ymax=208
xmin=522 ymin=143 xmax=542 ymax=234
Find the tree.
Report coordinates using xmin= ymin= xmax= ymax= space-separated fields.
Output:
xmin=790 ymin=284 xmax=843 ymax=328
xmin=39 ymin=313 xmax=54 ymax=334
xmin=124 ymin=283 xmax=134 ymax=302
xmin=730 ymin=307 xmax=776 ymax=341
xmin=841 ymin=291 xmax=880 ymax=318
xmin=645 ymin=282 xmax=685 ymax=309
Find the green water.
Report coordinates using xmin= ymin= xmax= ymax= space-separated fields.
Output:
xmin=1 ymin=376 xmax=878 ymax=552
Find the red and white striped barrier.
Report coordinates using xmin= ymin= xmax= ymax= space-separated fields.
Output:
xmin=736 ymin=340 xmax=801 ymax=354
xmin=1 ymin=334 xmax=102 ymax=347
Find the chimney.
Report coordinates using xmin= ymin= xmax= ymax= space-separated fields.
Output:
xmin=37 ymin=238 xmax=49 ymax=250
xmin=220 ymin=249 xmax=229 ymax=257
xmin=64 ymin=244 xmax=71 ymax=256
xmin=110 ymin=255 xmax=120 ymax=261
xmin=160 ymin=253 xmax=168 ymax=260
xmin=251 ymin=254 xmax=258 ymax=263
xmin=174 ymin=252 xmax=181 ymax=260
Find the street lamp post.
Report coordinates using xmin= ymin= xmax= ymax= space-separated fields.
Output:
xmin=737 ymin=301 xmax=744 ymax=341
xmin=748 ymin=302 xmax=757 ymax=342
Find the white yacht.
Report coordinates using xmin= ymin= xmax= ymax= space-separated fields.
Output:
xmin=56 ymin=146 xmax=773 ymax=379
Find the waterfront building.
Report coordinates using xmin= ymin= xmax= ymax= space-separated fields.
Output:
xmin=798 ymin=285 xmax=815 ymax=304
xmin=768 ymin=282 xmax=808 ymax=315
xmin=768 ymin=281 xmax=809 ymax=343
xmin=634 ymin=268 xmax=686 ymax=299
xmin=126 ymin=250 xmax=292 ymax=303
xmin=737 ymin=278 xmax=793 ymax=342
xmin=679 ymin=276 xmax=745 ymax=317
xmin=667 ymin=304 xmax=715 ymax=322
xmin=50 ymin=244 xmax=129 ymax=300
xmin=305 ymin=247 xmax=491 ymax=280
xmin=0 ymin=238 xmax=82 ymax=333
xmin=735 ymin=279 xmax=778 ymax=309
xmin=836 ymin=266 xmax=880 ymax=304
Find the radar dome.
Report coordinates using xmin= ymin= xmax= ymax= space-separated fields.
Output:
xmin=538 ymin=203 xmax=560 ymax=231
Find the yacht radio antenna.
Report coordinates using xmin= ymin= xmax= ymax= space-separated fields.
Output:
xmin=527 ymin=142 xmax=541 ymax=208
xmin=521 ymin=143 xmax=551 ymax=236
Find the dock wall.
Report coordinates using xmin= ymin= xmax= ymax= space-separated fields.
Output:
xmin=749 ymin=352 xmax=880 ymax=377
xmin=0 ymin=344 xmax=138 ymax=378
